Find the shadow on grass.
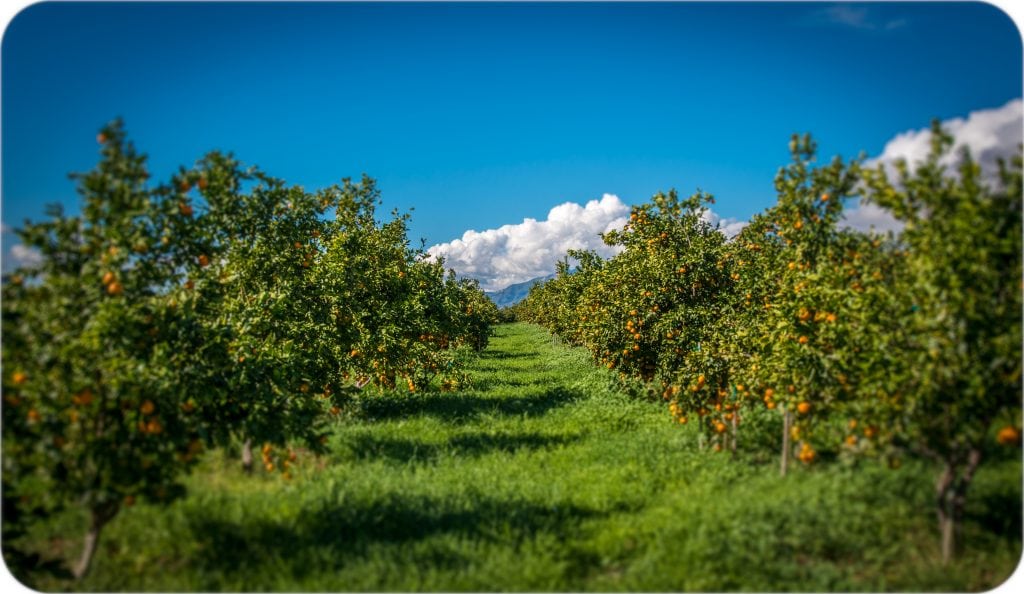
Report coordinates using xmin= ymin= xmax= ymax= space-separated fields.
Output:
xmin=339 ymin=430 xmax=581 ymax=464
xmin=186 ymin=494 xmax=607 ymax=581
xmin=355 ymin=386 xmax=580 ymax=423
xmin=965 ymin=478 xmax=1022 ymax=537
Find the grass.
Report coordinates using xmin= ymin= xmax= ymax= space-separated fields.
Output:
xmin=8 ymin=322 xmax=1022 ymax=591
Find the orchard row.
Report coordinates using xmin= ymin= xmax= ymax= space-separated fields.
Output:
xmin=513 ymin=127 xmax=1022 ymax=563
xmin=1 ymin=120 xmax=499 ymax=577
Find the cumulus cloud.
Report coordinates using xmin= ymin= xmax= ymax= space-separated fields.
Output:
xmin=8 ymin=243 xmax=44 ymax=269
xmin=427 ymin=194 xmax=629 ymax=291
xmin=428 ymin=194 xmax=747 ymax=291
xmin=842 ymin=98 xmax=1023 ymax=233
xmin=702 ymin=210 xmax=748 ymax=239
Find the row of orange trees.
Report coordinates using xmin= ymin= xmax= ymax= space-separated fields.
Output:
xmin=514 ymin=125 xmax=1022 ymax=564
xmin=1 ymin=121 xmax=498 ymax=578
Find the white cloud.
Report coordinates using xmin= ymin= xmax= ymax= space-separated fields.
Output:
xmin=842 ymin=98 xmax=1023 ymax=233
xmin=427 ymin=194 xmax=629 ymax=291
xmin=839 ymin=201 xmax=905 ymax=235
xmin=702 ymin=209 xmax=748 ymax=239
xmin=865 ymin=98 xmax=1022 ymax=175
xmin=428 ymin=194 xmax=747 ymax=291
xmin=8 ymin=243 xmax=44 ymax=269
xmin=811 ymin=5 xmax=907 ymax=31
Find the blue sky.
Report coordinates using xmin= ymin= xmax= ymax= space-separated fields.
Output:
xmin=2 ymin=2 xmax=1022 ymax=285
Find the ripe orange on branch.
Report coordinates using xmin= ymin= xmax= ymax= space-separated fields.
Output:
xmin=997 ymin=426 xmax=1020 ymax=445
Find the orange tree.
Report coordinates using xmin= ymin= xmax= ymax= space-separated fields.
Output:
xmin=517 ymin=190 xmax=743 ymax=447
xmin=315 ymin=179 xmax=496 ymax=395
xmin=858 ymin=124 xmax=1022 ymax=563
xmin=2 ymin=121 xmax=217 ymax=578
xmin=582 ymin=191 xmax=739 ymax=443
xmin=514 ymin=248 xmax=605 ymax=345
xmin=177 ymin=153 xmax=344 ymax=474
xmin=2 ymin=123 xmax=500 ymax=580
xmin=723 ymin=134 xmax=865 ymax=471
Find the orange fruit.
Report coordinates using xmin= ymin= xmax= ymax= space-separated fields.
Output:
xmin=73 ymin=388 xmax=94 ymax=406
xmin=197 ymin=254 xmax=210 ymax=267
xmin=798 ymin=335 xmax=809 ymax=344
xmin=102 ymin=271 xmax=116 ymax=285
xmin=179 ymin=202 xmax=194 ymax=217
xmin=197 ymin=176 xmax=208 ymax=190
xmin=846 ymin=435 xmax=858 ymax=446
xmin=764 ymin=388 xmax=775 ymax=399
xmin=714 ymin=421 xmax=727 ymax=434
xmin=106 ymin=282 xmax=124 ymax=296
xmin=97 ymin=132 xmax=108 ymax=144
xmin=797 ymin=401 xmax=811 ymax=414
xmin=997 ymin=426 xmax=1020 ymax=445
xmin=140 ymin=400 xmax=155 ymax=415
xmin=820 ymin=193 xmax=830 ymax=202
xmin=11 ymin=371 xmax=28 ymax=385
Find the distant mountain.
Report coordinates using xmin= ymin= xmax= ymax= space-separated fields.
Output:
xmin=485 ymin=274 xmax=555 ymax=308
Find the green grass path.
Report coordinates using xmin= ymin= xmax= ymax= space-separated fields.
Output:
xmin=22 ymin=323 xmax=1022 ymax=591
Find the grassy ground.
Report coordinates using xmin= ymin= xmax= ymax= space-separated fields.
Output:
xmin=8 ymin=322 xmax=1022 ymax=591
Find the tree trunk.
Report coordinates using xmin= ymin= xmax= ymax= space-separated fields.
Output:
xmin=730 ymin=412 xmax=739 ymax=459
xmin=935 ymin=448 xmax=983 ymax=565
xmin=939 ymin=507 xmax=955 ymax=565
xmin=780 ymin=409 xmax=792 ymax=477
xmin=935 ymin=462 xmax=955 ymax=564
xmin=241 ymin=438 xmax=254 ymax=474
xmin=73 ymin=503 xmax=118 ymax=580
